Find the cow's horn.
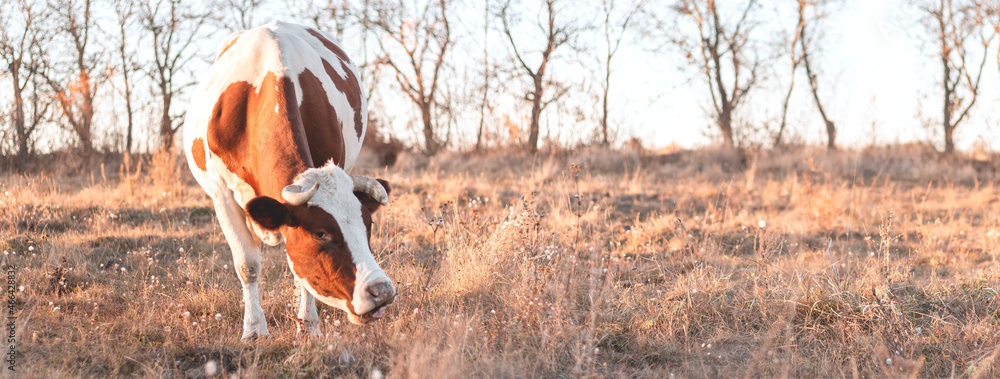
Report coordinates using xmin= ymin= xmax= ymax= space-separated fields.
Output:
xmin=351 ymin=175 xmax=388 ymax=205
xmin=281 ymin=182 xmax=320 ymax=205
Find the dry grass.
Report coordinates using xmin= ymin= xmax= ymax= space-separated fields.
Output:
xmin=2 ymin=146 xmax=1000 ymax=378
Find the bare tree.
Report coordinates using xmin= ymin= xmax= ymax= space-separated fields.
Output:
xmin=220 ymin=0 xmax=265 ymax=31
xmin=776 ymin=0 xmax=836 ymax=149
xmin=299 ymin=0 xmax=382 ymax=97
xmin=598 ymin=0 xmax=645 ymax=147
xmin=499 ymin=0 xmax=578 ymax=153
xmin=355 ymin=0 xmax=378 ymax=96
xmin=672 ymin=0 xmax=762 ymax=148
xmin=995 ymin=2 xmax=1000 ymax=73
xmin=301 ymin=0 xmax=353 ymax=39
xmin=773 ymin=2 xmax=805 ymax=148
xmin=141 ymin=0 xmax=211 ymax=151
xmin=983 ymin=1 xmax=999 ymax=80
xmin=1 ymin=0 xmax=53 ymax=170
xmin=475 ymin=0 xmax=492 ymax=151
xmin=113 ymin=0 xmax=139 ymax=154
xmin=916 ymin=0 xmax=996 ymax=154
xmin=799 ymin=0 xmax=837 ymax=150
xmin=370 ymin=0 xmax=452 ymax=156
xmin=47 ymin=0 xmax=100 ymax=156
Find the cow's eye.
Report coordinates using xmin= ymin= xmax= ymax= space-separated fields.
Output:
xmin=313 ymin=231 xmax=328 ymax=240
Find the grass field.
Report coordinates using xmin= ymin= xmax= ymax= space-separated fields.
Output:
xmin=2 ymin=145 xmax=1000 ymax=378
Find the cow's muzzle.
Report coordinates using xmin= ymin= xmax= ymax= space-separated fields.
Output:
xmin=356 ymin=280 xmax=395 ymax=323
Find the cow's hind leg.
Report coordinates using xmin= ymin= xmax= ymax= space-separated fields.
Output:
xmin=212 ymin=189 xmax=269 ymax=341
xmin=295 ymin=277 xmax=321 ymax=336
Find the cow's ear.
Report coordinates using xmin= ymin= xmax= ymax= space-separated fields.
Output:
xmin=246 ymin=196 xmax=290 ymax=230
xmin=355 ymin=179 xmax=390 ymax=215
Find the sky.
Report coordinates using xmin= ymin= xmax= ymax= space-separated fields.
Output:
xmin=2 ymin=0 xmax=999 ymax=153
xmin=615 ymin=0 xmax=1000 ymax=151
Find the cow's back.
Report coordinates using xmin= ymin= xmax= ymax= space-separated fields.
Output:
xmin=184 ymin=21 xmax=367 ymax=203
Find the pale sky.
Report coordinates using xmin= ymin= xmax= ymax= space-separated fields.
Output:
xmin=617 ymin=0 xmax=1000 ymax=151
xmin=189 ymin=0 xmax=1000 ymax=152
xmin=3 ymin=0 xmax=998 ymax=153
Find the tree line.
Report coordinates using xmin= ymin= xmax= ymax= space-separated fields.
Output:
xmin=2 ymin=0 xmax=999 ymax=172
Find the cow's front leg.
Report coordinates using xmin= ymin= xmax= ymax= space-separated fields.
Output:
xmin=295 ymin=277 xmax=321 ymax=336
xmin=213 ymin=190 xmax=269 ymax=341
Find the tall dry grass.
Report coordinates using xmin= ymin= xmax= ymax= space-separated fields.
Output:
xmin=1 ymin=146 xmax=999 ymax=377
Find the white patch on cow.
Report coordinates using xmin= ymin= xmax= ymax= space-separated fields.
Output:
xmin=286 ymin=161 xmax=393 ymax=318
xmin=274 ymin=104 xmax=279 ymax=114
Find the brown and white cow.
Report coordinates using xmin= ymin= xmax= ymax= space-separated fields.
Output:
xmin=183 ymin=21 xmax=394 ymax=340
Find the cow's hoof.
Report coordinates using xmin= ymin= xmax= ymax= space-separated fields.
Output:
xmin=240 ymin=330 xmax=270 ymax=342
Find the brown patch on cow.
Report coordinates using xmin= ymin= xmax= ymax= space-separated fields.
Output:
xmin=298 ymin=68 xmax=347 ymax=167
xmin=191 ymin=138 xmax=208 ymax=171
xmin=206 ymin=72 xmax=313 ymax=197
xmin=206 ymin=80 xmax=261 ymax=193
xmin=217 ymin=35 xmax=240 ymax=60
xmin=306 ymin=28 xmax=351 ymax=64
xmin=283 ymin=205 xmax=357 ymax=311
xmin=321 ymin=59 xmax=364 ymax=138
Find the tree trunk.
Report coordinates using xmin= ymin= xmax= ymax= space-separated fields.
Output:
xmin=75 ymin=117 xmax=94 ymax=155
xmin=719 ymin=104 xmax=734 ymax=148
xmin=944 ymin=124 xmax=955 ymax=154
xmin=774 ymin=76 xmax=795 ymax=148
xmin=12 ymin=62 xmax=28 ymax=171
xmin=476 ymin=85 xmax=488 ymax=151
xmin=806 ymin=71 xmax=837 ymax=150
xmin=601 ymin=76 xmax=610 ymax=147
xmin=16 ymin=109 xmax=29 ymax=170
xmin=58 ymin=71 xmax=96 ymax=157
xmin=120 ymin=27 xmax=135 ymax=154
xmin=475 ymin=0 xmax=489 ymax=152
xmin=601 ymin=45 xmax=611 ymax=147
xmin=938 ymin=1 xmax=955 ymax=155
xmin=160 ymin=90 xmax=173 ymax=151
xmin=942 ymin=53 xmax=954 ymax=154
xmin=710 ymin=41 xmax=736 ymax=149
xmin=421 ymin=101 xmax=438 ymax=155
xmin=124 ymin=76 xmax=135 ymax=154
xmin=800 ymin=23 xmax=835 ymax=151
xmin=80 ymin=71 xmax=94 ymax=155
xmin=527 ymin=75 xmax=544 ymax=153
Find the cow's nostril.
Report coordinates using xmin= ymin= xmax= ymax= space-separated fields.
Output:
xmin=366 ymin=281 xmax=393 ymax=303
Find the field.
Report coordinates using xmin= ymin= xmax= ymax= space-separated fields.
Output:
xmin=2 ymin=145 xmax=1000 ymax=378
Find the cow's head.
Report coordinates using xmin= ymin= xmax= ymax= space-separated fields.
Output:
xmin=244 ymin=164 xmax=394 ymax=325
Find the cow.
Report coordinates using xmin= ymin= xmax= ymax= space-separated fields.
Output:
xmin=183 ymin=21 xmax=395 ymax=340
